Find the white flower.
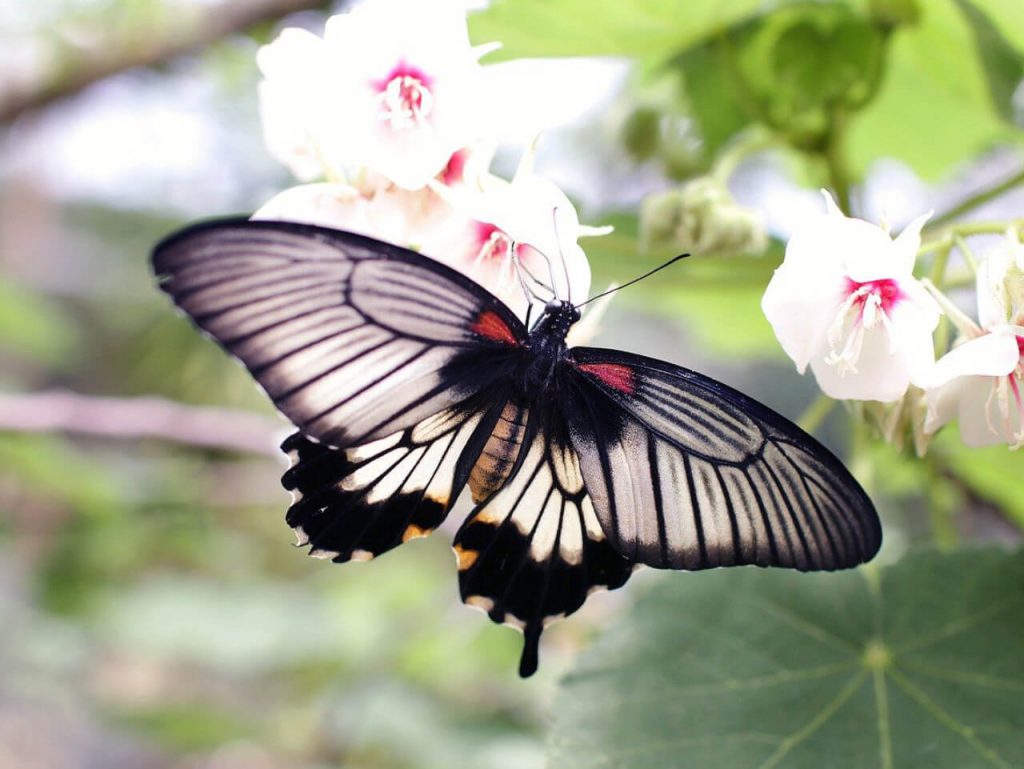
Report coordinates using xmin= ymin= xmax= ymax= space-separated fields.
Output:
xmin=924 ymin=238 xmax=1024 ymax=448
xmin=252 ymin=168 xmax=598 ymax=322
xmin=422 ymin=172 xmax=594 ymax=318
xmin=252 ymin=182 xmax=449 ymax=248
xmin=761 ymin=193 xmax=940 ymax=402
xmin=257 ymin=0 xmax=489 ymax=189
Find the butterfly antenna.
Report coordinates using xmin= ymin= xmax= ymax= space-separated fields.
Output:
xmin=552 ymin=206 xmax=573 ymax=303
xmin=574 ymin=252 xmax=691 ymax=309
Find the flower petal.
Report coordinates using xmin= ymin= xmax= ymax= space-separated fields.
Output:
xmin=956 ymin=376 xmax=1022 ymax=448
xmin=761 ymin=262 xmax=844 ymax=372
xmin=927 ymin=331 xmax=1020 ymax=387
xmin=809 ymin=325 xmax=912 ymax=402
xmin=890 ymin=210 xmax=932 ymax=273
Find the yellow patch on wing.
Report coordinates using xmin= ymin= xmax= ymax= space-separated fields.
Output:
xmin=401 ymin=524 xmax=431 ymax=542
xmin=453 ymin=544 xmax=479 ymax=570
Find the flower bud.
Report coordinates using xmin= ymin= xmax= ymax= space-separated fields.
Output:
xmin=640 ymin=176 xmax=767 ymax=257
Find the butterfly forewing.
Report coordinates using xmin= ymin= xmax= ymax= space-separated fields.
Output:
xmin=152 ymin=219 xmax=526 ymax=447
xmin=563 ymin=347 xmax=881 ymax=572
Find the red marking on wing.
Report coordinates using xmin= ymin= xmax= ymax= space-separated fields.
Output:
xmin=472 ymin=310 xmax=519 ymax=345
xmin=577 ymin=363 xmax=635 ymax=394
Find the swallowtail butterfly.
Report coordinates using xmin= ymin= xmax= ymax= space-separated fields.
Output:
xmin=152 ymin=218 xmax=881 ymax=677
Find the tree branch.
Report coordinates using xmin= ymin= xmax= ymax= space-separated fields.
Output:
xmin=0 ymin=0 xmax=329 ymax=124
xmin=0 ymin=391 xmax=287 ymax=457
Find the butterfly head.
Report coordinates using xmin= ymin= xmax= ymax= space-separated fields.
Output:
xmin=528 ymin=298 xmax=585 ymax=350
xmin=536 ymin=298 xmax=581 ymax=339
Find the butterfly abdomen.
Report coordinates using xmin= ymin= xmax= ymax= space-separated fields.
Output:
xmin=468 ymin=402 xmax=529 ymax=503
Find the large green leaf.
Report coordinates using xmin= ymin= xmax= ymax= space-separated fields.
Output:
xmin=848 ymin=0 xmax=1022 ymax=179
xmin=469 ymin=0 xmax=771 ymax=61
xmin=953 ymin=0 xmax=1024 ymax=123
xmin=550 ymin=549 xmax=1024 ymax=768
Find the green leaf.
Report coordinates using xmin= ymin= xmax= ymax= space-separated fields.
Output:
xmin=734 ymin=4 xmax=886 ymax=140
xmin=670 ymin=43 xmax=753 ymax=163
xmin=469 ymin=0 xmax=771 ymax=61
xmin=0 ymin=282 xmax=80 ymax=369
xmin=550 ymin=549 xmax=1024 ymax=768
xmin=959 ymin=0 xmax=1024 ymax=63
xmin=848 ymin=0 xmax=1022 ymax=179
xmin=953 ymin=0 xmax=1024 ymax=122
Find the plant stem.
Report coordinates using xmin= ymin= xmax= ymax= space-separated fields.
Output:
xmin=924 ymin=457 xmax=960 ymax=549
xmin=929 ymin=167 xmax=1024 ymax=227
xmin=713 ymin=130 xmax=777 ymax=184
xmin=823 ymin=108 xmax=852 ymax=214
xmin=928 ymin=241 xmax=953 ymax=288
xmin=917 ymin=219 xmax=1024 ymax=257
xmin=797 ymin=393 xmax=836 ymax=434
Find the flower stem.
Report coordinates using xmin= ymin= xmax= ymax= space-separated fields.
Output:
xmin=823 ymin=108 xmax=852 ymax=214
xmin=712 ymin=130 xmax=777 ymax=183
xmin=917 ymin=219 xmax=1024 ymax=257
xmin=929 ymin=167 xmax=1024 ymax=227
xmin=797 ymin=393 xmax=836 ymax=434
xmin=924 ymin=457 xmax=960 ymax=549
xmin=928 ymin=241 xmax=953 ymax=288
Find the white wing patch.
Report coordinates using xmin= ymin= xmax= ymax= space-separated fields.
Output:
xmin=453 ymin=419 xmax=633 ymax=677
xmin=281 ymin=408 xmax=485 ymax=563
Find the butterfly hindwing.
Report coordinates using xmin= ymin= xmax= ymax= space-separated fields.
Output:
xmin=563 ymin=348 xmax=881 ymax=572
xmin=152 ymin=219 xmax=526 ymax=448
xmin=281 ymin=400 xmax=506 ymax=562
xmin=454 ymin=402 xmax=633 ymax=676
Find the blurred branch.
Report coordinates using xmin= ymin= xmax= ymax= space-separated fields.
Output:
xmin=0 ymin=0 xmax=330 ymax=124
xmin=929 ymin=167 xmax=1024 ymax=228
xmin=0 ymin=390 xmax=285 ymax=456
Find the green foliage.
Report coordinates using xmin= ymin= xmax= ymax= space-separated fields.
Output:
xmin=550 ymin=549 xmax=1024 ymax=768
xmin=932 ymin=429 xmax=1024 ymax=529
xmin=473 ymin=0 xmax=1024 ymax=178
xmin=470 ymin=0 xmax=769 ymax=61
xmin=0 ymin=282 xmax=81 ymax=370
xmin=586 ymin=213 xmax=783 ymax=355
xmin=847 ymin=0 xmax=1023 ymax=179
xmin=110 ymin=703 xmax=258 ymax=752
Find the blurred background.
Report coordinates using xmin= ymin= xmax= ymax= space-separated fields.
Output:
xmin=2 ymin=1 xmax=1023 ymax=768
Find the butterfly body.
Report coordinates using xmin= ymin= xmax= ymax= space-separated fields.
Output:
xmin=152 ymin=218 xmax=882 ymax=677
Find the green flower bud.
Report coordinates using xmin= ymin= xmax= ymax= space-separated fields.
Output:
xmin=640 ymin=176 xmax=767 ymax=257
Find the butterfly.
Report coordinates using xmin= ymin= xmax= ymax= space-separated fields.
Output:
xmin=152 ymin=218 xmax=881 ymax=677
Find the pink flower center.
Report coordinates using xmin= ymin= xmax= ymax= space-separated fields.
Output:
xmin=475 ymin=222 xmax=514 ymax=263
xmin=825 ymin=278 xmax=906 ymax=374
xmin=467 ymin=222 xmax=542 ymax=292
xmin=844 ymin=277 xmax=904 ymax=315
xmin=439 ymin=149 xmax=469 ymax=186
xmin=373 ymin=62 xmax=434 ymax=130
xmin=1012 ymin=335 xmax=1024 ymax=409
